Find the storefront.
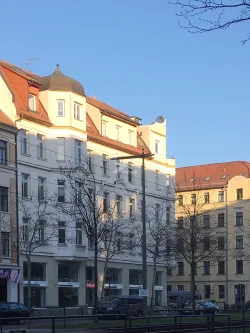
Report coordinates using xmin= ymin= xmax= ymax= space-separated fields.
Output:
xmin=129 ymin=269 xmax=143 ymax=295
xmin=154 ymin=286 xmax=163 ymax=306
xmin=129 ymin=284 xmax=143 ymax=295
xmin=58 ymin=263 xmax=79 ymax=307
xmin=104 ymin=284 xmax=123 ymax=297
xmin=104 ymin=268 xmax=123 ymax=297
xmin=0 ymin=268 xmax=18 ymax=302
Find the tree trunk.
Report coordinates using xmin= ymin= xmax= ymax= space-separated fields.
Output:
xmin=93 ymin=236 xmax=99 ymax=320
xmin=190 ymin=262 xmax=196 ymax=311
xmin=151 ymin=257 xmax=157 ymax=307
xmin=27 ymin=259 xmax=32 ymax=309
xmin=101 ymin=259 xmax=108 ymax=299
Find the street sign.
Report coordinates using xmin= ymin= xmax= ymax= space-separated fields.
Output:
xmin=139 ymin=289 xmax=148 ymax=297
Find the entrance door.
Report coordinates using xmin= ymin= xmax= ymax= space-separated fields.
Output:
xmin=234 ymin=284 xmax=245 ymax=309
xmin=0 ymin=279 xmax=7 ymax=302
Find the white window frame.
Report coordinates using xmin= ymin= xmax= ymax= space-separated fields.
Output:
xmin=128 ymin=130 xmax=134 ymax=145
xmin=102 ymin=121 xmax=108 ymax=136
xmin=128 ymin=163 xmax=133 ymax=183
xmin=76 ymin=222 xmax=83 ymax=245
xmin=37 ymin=134 xmax=45 ymax=159
xmin=28 ymin=94 xmax=36 ymax=111
xmin=129 ymin=198 xmax=135 ymax=217
xmin=38 ymin=177 xmax=45 ymax=201
xmin=155 ymin=140 xmax=161 ymax=154
xmin=22 ymin=217 xmax=29 ymax=242
xmin=56 ymin=100 xmax=65 ymax=117
xmin=103 ymin=154 xmax=108 ymax=176
xmin=58 ymin=221 xmax=66 ymax=244
xmin=155 ymin=170 xmax=159 ymax=189
xmin=22 ymin=174 xmax=29 ymax=198
xmin=74 ymin=103 xmax=81 ymax=120
xmin=20 ymin=130 xmax=28 ymax=154
xmin=116 ymin=126 xmax=120 ymax=141
xmin=75 ymin=140 xmax=82 ymax=163
xmin=57 ymin=137 xmax=65 ymax=161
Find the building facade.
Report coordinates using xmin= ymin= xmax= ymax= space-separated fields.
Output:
xmin=168 ymin=161 xmax=250 ymax=306
xmin=0 ymin=60 xmax=175 ymax=307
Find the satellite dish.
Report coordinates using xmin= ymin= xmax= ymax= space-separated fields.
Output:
xmin=156 ymin=116 xmax=165 ymax=123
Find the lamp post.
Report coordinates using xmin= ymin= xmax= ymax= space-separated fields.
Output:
xmin=111 ymin=149 xmax=154 ymax=315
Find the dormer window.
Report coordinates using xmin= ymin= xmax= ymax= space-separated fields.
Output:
xmin=74 ymin=103 xmax=81 ymax=120
xmin=56 ymin=100 xmax=65 ymax=117
xmin=28 ymin=94 xmax=36 ymax=111
xmin=102 ymin=121 xmax=108 ymax=136
xmin=155 ymin=140 xmax=160 ymax=154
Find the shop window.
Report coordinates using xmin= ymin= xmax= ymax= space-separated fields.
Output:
xmin=23 ymin=262 xmax=46 ymax=281
xmin=24 ymin=286 xmax=46 ymax=307
xmin=58 ymin=263 xmax=79 ymax=282
xmin=129 ymin=269 xmax=142 ymax=285
xmin=58 ymin=287 xmax=78 ymax=307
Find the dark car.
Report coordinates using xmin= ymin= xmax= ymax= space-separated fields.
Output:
xmin=0 ymin=302 xmax=29 ymax=323
xmin=183 ymin=301 xmax=219 ymax=315
xmin=98 ymin=295 xmax=143 ymax=318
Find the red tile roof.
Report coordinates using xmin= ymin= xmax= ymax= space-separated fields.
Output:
xmin=87 ymin=96 xmax=138 ymax=126
xmin=176 ymin=161 xmax=250 ymax=191
xmin=0 ymin=110 xmax=15 ymax=127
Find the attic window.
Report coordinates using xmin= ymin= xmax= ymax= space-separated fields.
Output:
xmin=240 ymin=173 xmax=246 ymax=177
xmin=190 ymin=178 xmax=195 ymax=182
xmin=204 ymin=176 xmax=211 ymax=181
xmin=28 ymin=94 xmax=36 ymax=111
xmin=221 ymin=174 xmax=228 ymax=179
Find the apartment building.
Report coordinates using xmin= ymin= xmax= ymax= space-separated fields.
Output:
xmin=0 ymin=60 xmax=175 ymax=307
xmin=168 ymin=161 xmax=250 ymax=306
xmin=0 ymin=106 xmax=19 ymax=302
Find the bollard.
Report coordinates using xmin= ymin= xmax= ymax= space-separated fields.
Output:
xmin=52 ymin=317 xmax=55 ymax=333
xmin=64 ymin=307 xmax=66 ymax=328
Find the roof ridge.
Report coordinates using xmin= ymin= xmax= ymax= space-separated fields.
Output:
xmin=177 ymin=160 xmax=250 ymax=169
xmin=86 ymin=96 xmax=129 ymax=117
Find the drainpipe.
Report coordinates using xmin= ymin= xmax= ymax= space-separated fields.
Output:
xmin=225 ymin=186 xmax=229 ymax=305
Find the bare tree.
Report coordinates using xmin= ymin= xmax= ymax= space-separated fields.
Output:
xmin=57 ymin=160 xmax=125 ymax=315
xmin=170 ymin=0 xmax=250 ymax=43
xmin=3 ymin=194 xmax=58 ymax=308
xmin=174 ymin=178 xmax=223 ymax=310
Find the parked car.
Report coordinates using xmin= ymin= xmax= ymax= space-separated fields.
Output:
xmin=167 ymin=291 xmax=202 ymax=308
xmin=98 ymin=295 xmax=143 ymax=318
xmin=183 ymin=301 xmax=219 ymax=314
xmin=0 ymin=302 xmax=29 ymax=323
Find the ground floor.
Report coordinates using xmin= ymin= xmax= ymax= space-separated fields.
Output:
xmin=167 ymin=279 xmax=250 ymax=306
xmin=19 ymin=256 xmax=168 ymax=308
xmin=0 ymin=266 xmax=19 ymax=302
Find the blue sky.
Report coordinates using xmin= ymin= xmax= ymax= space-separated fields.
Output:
xmin=1 ymin=0 xmax=249 ymax=167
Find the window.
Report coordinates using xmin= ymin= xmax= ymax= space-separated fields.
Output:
xmin=1 ymin=232 xmax=9 ymax=257
xmin=116 ymin=195 xmax=122 ymax=216
xmin=20 ymin=130 xmax=28 ymax=154
xmin=204 ymin=237 xmax=210 ymax=251
xmin=75 ymin=140 xmax=81 ymax=163
xmin=204 ymin=192 xmax=210 ymax=204
xmin=38 ymin=220 xmax=45 ymax=243
xmin=58 ymin=263 xmax=78 ymax=282
xmin=155 ymin=204 xmax=160 ymax=223
xmin=203 ymin=261 xmax=210 ymax=275
xmin=166 ymin=207 xmax=170 ymax=224
xmin=87 ymin=150 xmax=93 ymax=171
xmin=177 ymin=285 xmax=184 ymax=291
xmin=58 ymin=180 xmax=65 ymax=202
xmin=218 ymin=236 xmax=225 ymax=250
xmin=38 ymin=177 xmax=45 ymax=201
xmin=203 ymin=214 xmax=210 ymax=228
xmin=218 ymin=285 xmax=225 ymax=298
xmin=0 ymin=187 xmax=8 ymax=212
xmin=105 ymin=268 xmax=122 ymax=284
xmin=128 ymin=232 xmax=134 ymax=250
xmin=204 ymin=285 xmax=210 ymax=299
xmin=74 ymin=103 xmax=81 ymax=120
xmin=22 ymin=174 xmax=29 ymax=198
xmin=22 ymin=217 xmax=29 ymax=242
xmin=56 ymin=100 xmax=65 ymax=117
xmin=57 ymin=138 xmax=65 ymax=160
xmin=191 ymin=193 xmax=196 ymax=205
xmin=128 ymin=131 xmax=134 ymax=145
xmin=155 ymin=271 xmax=163 ymax=286
xmin=115 ymin=126 xmax=120 ymax=141
xmin=236 ymin=212 xmax=243 ymax=226
xmin=177 ymin=262 xmax=184 ymax=275
xmin=75 ymin=182 xmax=82 ymax=204
xmin=218 ymin=191 xmax=224 ymax=202
xmin=155 ymin=170 xmax=159 ymax=189
xmin=166 ymin=174 xmax=170 ymax=187
xmin=129 ymin=198 xmax=135 ymax=217
xmin=58 ymin=222 xmax=66 ymax=244
xmin=128 ymin=163 xmax=133 ymax=182
xmin=177 ymin=217 xmax=183 ymax=229
xmin=28 ymin=94 xmax=36 ymax=111
xmin=178 ymin=195 xmax=183 ymax=206
xmin=129 ymin=269 xmax=142 ymax=285
xmin=23 ymin=262 xmax=46 ymax=281
xmin=76 ymin=222 xmax=83 ymax=245
xmin=58 ymin=287 xmax=78 ymax=307
xmin=167 ymin=267 xmax=172 ymax=276
xmin=37 ymin=134 xmax=45 ymax=158
xmin=236 ymin=188 xmax=243 ymax=200
xmin=116 ymin=231 xmax=123 ymax=252
xmin=236 ymin=260 xmax=243 ymax=274
xmin=0 ymin=140 xmax=7 ymax=165
xmin=102 ymin=121 xmax=108 ymax=136
xmin=116 ymin=160 xmax=121 ymax=179
xmin=103 ymin=155 xmax=108 ymax=176
xmin=88 ymin=226 xmax=94 ymax=250
xmin=167 ymin=285 xmax=172 ymax=292
xmin=218 ymin=213 xmax=225 ymax=227
xmin=236 ymin=235 xmax=244 ymax=249
xmin=103 ymin=192 xmax=109 ymax=213
xmin=155 ymin=140 xmax=160 ymax=154
xmin=218 ymin=261 xmax=225 ymax=274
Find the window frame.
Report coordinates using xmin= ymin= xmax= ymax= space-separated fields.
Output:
xmin=102 ymin=154 xmax=108 ymax=176
xmin=58 ymin=180 xmax=65 ymax=203
xmin=28 ymin=93 xmax=36 ymax=111
xmin=37 ymin=134 xmax=45 ymax=159
xmin=218 ymin=191 xmax=224 ymax=202
xmin=204 ymin=192 xmax=210 ymax=204
xmin=56 ymin=100 xmax=65 ymax=117
xmin=236 ymin=235 xmax=244 ymax=249
xmin=236 ymin=212 xmax=243 ymax=226
xmin=74 ymin=139 xmax=82 ymax=163
xmin=1 ymin=232 xmax=9 ymax=257
xmin=236 ymin=188 xmax=243 ymax=200
xmin=38 ymin=177 xmax=45 ymax=202
xmin=21 ymin=174 xmax=29 ymax=198
xmin=218 ymin=260 xmax=225 ymax=274
xmin=58 ymin=221 xmax=66 ymax=244
xmin=74 ymin=102 xmax=81 ymax=120
xmin=128 ymin=163 xmax=133 ymax=183
xmin=0 ymin=140 xmax=7 ymax=165
xmin=218 ymin=213 xmax=225 ymax=227
xmin=0 ymin=187 xmax=8 ymax=212
xmin=236 ymin=259 xmax=244 ymax=274
xmin=57 ymin=137 xmax=65 ymax=161
xmin=128 ymin=130 xmax=134 ymax=145
xmin=20 ymin=130 xmax=28 ymax=154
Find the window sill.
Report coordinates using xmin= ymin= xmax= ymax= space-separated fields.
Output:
xmin=103 ymin=174 xmax=110 ymax=178
xmin=21 ymin=153 xmax=31 ymax=157
xmin=74 ymin=118 xmax=83 ymax=122
xmin=176 ymin=274 xmax=185 ymax=276
xmin=2 ymin=255 xmax=10 ymax=258
xmin=235 ymin=273 xmax=244 ymax=275
xmin=216 ymin=273 xmax=225 ymax=275
xmin=37 ymin=157 xmax=47 ymax=162
xmin=76 ymin=245 xmax=86 ymax=249
xmin=202 ymin=273 xmax=211 ymax=276
xmin=56 ymin=160 xmax=66 ymax=163
xmin=57 ymin=243 xmax=67 ymax=247
xmin=22 ymin=196 xmax=30 ymax=201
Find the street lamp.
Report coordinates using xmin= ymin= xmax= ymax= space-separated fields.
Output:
xmin=111 ymin=149 xmax=154 ymax=315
